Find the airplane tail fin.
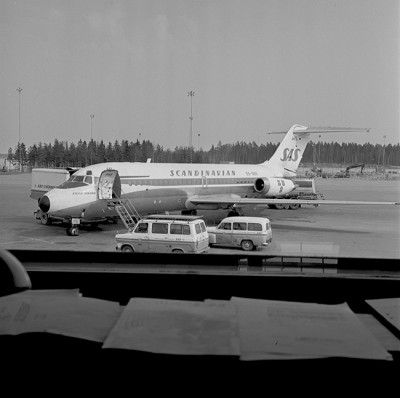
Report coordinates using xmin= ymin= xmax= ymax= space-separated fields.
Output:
xmin=264 ymin=125 xmax=370 ymax=177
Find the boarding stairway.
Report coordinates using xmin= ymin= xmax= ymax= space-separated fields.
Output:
xmin=111 ymin=190 xmax=141 ymax=231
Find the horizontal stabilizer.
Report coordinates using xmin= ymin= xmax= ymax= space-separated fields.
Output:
xmin=267 ymin=126 xmax=370 ymax=135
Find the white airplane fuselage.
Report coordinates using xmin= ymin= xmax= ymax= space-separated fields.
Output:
xmin=39 ymin=161 xmax=291 ymax=222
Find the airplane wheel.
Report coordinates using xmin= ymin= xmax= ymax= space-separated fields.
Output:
xmin=289 ymin=203 xmax=300 ymax=210
xmin=274 ymin=203 xmax=285 ymax=210
xmin=71 ymin=227 xmax=79 ymax=236
xmin=66 ymin=227 xmax=80 ymax=236
xmin=241 ymin=240 xmax=254 ymax=251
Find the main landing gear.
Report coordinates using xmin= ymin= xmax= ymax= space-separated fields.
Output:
xmin=269 ymin=203 xmax=301 ymax=210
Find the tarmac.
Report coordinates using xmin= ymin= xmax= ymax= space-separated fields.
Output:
xmin=0 ymin=172 xmax=399 ymax=259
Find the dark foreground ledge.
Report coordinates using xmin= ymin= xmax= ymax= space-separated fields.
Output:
xmin=8 ymin=249 xmax=400 ymax=304
xmin=1 ymin=249 xmax=399 ymax=391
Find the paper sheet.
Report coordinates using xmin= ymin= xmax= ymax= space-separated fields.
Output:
xmin=366 ymin=298 xmax=400 ymax=331
xmin=232 ymin=297 xmax=392 ymax=361
xmin=0 ymin=290 xmax=122 ymax=342
xmin=103 ymin=297 xmax=241 ymax=356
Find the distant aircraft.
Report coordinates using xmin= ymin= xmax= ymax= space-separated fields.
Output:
xmin=31 ymin=124 xmax=399 ymax=235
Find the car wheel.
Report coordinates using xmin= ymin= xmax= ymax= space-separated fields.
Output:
xmin=241 ymin=240 xmax=254 ymax=251
xmin=172 ymin=249 xmax=184 ymax=253
xmin=122 ymin=245 xmax=134 ymax=253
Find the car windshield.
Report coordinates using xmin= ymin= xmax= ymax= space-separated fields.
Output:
xmin=218 ymin=222 xmax=232 ymax=230
xmin=135 ymin=223 xmax=148 ymax=233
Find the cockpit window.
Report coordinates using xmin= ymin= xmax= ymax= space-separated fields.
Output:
xmin=72 ymin=176 xmax=85 ymax=182
xmin=58 ymin=174 xmax=91 ymax=189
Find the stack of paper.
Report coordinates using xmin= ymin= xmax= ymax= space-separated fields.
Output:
xmin=0 ymin=291 xmax=393 ymax=360
xmin=0 ymin=289 xmax=122 ymax=342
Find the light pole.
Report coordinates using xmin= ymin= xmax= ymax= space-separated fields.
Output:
xmin=383 ymin=135 xmax=386 ymax=172
xmin=318 ymin=135 xmax=321 ymax=163
xmin=90 ymin=114 xmax=94 ymax=164
xmin=197 ymin=133 xmax=200 ymax=150
xmin=16 ymin=87 xmax=22 ymax=171
xmin=188 ymin=91 xmax=195 ymax=163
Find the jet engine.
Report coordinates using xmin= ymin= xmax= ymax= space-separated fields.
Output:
xmin=253 ymin=177 xmax=295 ymax=197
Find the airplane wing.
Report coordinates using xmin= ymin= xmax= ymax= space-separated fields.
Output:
xmin=189 ymin=195 xmax=400 ymax=207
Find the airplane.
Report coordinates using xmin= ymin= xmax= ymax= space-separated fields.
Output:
xmin=32 ymin=124 xmax=399 ymax=235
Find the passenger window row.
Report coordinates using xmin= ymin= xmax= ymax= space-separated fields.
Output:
xmin=123 ymin=178 xmax=255 ymax=186
xmin=218 ymin=222 xmax=263 ymax=231
xmin=135 ymin=222 xmax=206 ymax=235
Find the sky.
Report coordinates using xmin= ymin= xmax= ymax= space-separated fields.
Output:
xmin=1 ymin=0 xmax=399 ymax=155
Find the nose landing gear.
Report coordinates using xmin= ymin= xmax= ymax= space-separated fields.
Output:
xmin=66 ymin=219 xmax=80 ymax=236
xmin=66 ymin=225 xmax=80 ymax=236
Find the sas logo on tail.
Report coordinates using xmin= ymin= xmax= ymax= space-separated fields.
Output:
xmin=280 ymin=148 xmax=301 ymax=162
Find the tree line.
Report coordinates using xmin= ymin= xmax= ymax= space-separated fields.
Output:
xmin=8 ymin=138 xmax=400 ymax=168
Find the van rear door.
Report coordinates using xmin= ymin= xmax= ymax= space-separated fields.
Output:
xmin=194 ymin=221 xmax=209 ymax=252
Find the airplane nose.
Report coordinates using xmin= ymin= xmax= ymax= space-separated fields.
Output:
xmin=39 ymin=195 xmax=50 ymax=212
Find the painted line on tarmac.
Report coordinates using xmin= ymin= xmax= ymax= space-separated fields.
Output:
xmin=17 ymin=236 xmax=56 ymax=244
xmin=0 ymin=241 xmax=29 ymax=245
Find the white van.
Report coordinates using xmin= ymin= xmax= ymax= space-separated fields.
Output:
xmin=207 ymin=216 xmax=272 ymax=251
xmin=115 ymin=214 xmax=209 ymax=254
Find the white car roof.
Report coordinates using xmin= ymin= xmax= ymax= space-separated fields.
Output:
xmin=220 ymin=216 xmax=270 ymax=223
xmin=141 ymin=214 xmax=204 ymax=222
